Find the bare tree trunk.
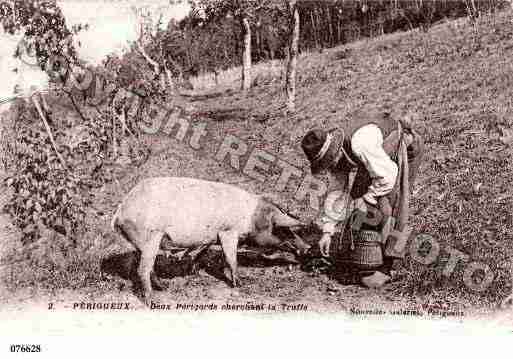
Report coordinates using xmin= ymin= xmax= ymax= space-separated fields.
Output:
xmin=241 ymin=16 xmax=252 ymax=92
xmin=285 ymin=0 xmax=299 ymax=113
xmin=256 ymin=24 xmax=262 ymax=60
xmin=136 ymin=42 xmax=159 ymax=75
xmin=326 ymin=6 xmax=334 ymax=47
xmin=310 ymin=8 xmax=319 ymax=49
xmin=32 ymin=96 xmax=67 ymax=170
xmin=112 ymin=110 xmax=117 ymax=158
xmin=314 ymin=6 xmax=322 ymax=48
xmin=337 ymin=10 xmax=342 ymax=44
xmin=10 ymin=0 xmax=16 ymax=24
xmin=470 ymin=0 xmax=478 ymax=17
xmin=164 ymin=67 xmax=173 ymax=89
xmin=159 ymin=44 xmax=175 ymax=92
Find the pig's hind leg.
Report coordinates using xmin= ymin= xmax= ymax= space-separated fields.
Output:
xmin=218 ymin=230 xmax=240 ymax=287
xmin=138 ymin=230 xmax=165 ymax=305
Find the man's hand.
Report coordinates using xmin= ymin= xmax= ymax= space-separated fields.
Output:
xmin=319 ymin=233 xmax=332 ymax=257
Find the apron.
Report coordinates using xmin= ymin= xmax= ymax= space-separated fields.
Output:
xmin=333 ymin=122 xmax=425 ymax=260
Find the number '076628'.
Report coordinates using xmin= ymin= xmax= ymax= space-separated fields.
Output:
xmin=9 ymin=344 xmax=41 ymax=353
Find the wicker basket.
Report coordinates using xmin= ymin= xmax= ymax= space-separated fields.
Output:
xmin=341 ymin=229 xmax=383 ymax=271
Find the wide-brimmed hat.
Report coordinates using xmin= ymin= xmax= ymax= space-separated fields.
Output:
xmin=301 ymin=128 xmax=345 ymax=175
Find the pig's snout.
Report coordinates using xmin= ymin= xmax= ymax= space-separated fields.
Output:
xmin=288 ymin=231 xmax=311 ymax=256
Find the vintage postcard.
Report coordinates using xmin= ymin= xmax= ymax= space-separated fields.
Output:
xmin=1 ymin=0 xmax=513 ymax=352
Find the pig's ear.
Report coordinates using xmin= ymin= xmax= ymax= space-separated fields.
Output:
xmin=253 ymin=231 xmax=282 ymax=247
xmin=254 ymin=204 xmax=273 ymax=231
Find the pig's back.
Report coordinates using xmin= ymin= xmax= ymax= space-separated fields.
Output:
xmin=118 ymin=177 xmax=259 ymax=243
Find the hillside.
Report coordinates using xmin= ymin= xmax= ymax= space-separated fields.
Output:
xmin=196 ymin=11 xmax=513 ymax=305
xmin=1 ymin=10 xmax=513 ymax=315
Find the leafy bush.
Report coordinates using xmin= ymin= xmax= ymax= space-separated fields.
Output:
xmin=2 ymin=57 xmax=165 ymax=246
xmin=2 ymin=82 xmax=154 ymax=244
xmin=3 ymin=119 xmax=91 ymax=244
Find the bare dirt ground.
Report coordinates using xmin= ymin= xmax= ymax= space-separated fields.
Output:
xmin=1 ymin=11 xmax=513 ymax=323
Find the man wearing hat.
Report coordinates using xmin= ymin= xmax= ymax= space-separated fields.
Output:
xmin=301 ymin=109 xmax=424 ymax=287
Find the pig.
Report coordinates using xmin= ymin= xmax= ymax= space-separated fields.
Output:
xmin=111 ymin=177 xmax=310 ymax=304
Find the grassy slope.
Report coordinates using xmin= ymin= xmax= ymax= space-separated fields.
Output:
xmin=182 ymin=11 xmax=513 ymax=308
xmin=2 ymin=11 xmax=513 ymax=314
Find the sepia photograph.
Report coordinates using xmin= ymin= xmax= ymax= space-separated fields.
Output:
xmin=0 ymin=0 xmax=513 ymax=348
